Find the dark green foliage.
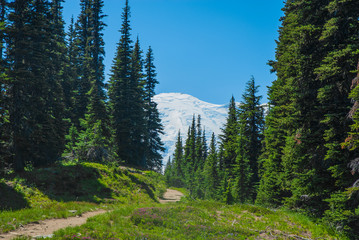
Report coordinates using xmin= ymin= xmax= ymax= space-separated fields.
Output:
xmin=203 ymin=133 xmax=219 ymax=200
xmin=62 ymin=16 xmax=77 ymax=123
xmin=256 ymin=0 xmax=359 ymax=236
xmin=0 ymin=1 xmax=11 ymax=173
xmin=108 ymin=1 xmax=148 ymax=167
xmin=6 ymin=0 xmax=66 ymax=171
xmin=144 ymin=47 xmax=164 ymax=171
xmin=238 ymin=76 xmax=264 ymax=201
xmin=220 ymin=96 xmax=239 ymax=176
xmin=108 ymin=0 xmax=133 ymax=164
xmin=72 ymin=0 xmax=92 ymax=126
xmin=239 ymin=78 xmax=263 ymax=181
xmin=164 ymin=157 xmax=174 ymax=186
xmin=71 ymin=0 xmax=112 ymax=164
xmin=233 ymin=124 xmax=252 ymax=203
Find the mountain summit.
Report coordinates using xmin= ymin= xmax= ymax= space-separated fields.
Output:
xmin=153 ymin=93 xmax=228 ymax=163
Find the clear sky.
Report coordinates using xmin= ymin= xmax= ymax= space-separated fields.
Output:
xmin=62 ymin=0 xmax=285 ymax=105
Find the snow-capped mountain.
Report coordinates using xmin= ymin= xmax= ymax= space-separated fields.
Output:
xmin=153 ymin=93 xmax=228 ymax=164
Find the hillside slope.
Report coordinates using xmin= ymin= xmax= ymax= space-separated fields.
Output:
xmin=0 ymin=162 xmax=166 ymax=234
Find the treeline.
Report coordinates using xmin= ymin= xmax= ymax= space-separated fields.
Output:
xmin=165 ymin=77 xmax=264 ymax=203
xmin=166 ymin=0 xmax=359 ymax=237
xmin=0 ymin=0 xmax=164 ymax=172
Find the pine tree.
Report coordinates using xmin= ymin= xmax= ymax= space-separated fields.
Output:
xmin=203 ymin=133 xmax=219 ymax=200
xmin=220 ymin=96 xmax=238 ymax=177
xmin=108 ymin=0 xmax=132 ymax=163
xmin=144 ymin=46 xmax=164 ymax=171
xmin=195 ymin=115 xmax=204 ymax=171
xmin=7 ymin=0 xmax=66 ymax=170
xmin=72 ymin=0 xmax=92 ymax=126
xmin=183 ymin=117 xmax=197 ymax=196
xmin=173 ymin=131 xmax=184 ymax=178
xmin=62 ymin=16 xmax=77 ymax=123
xmin=239 ymin=76 xmax=264 ymax=200
xmin=109 ymin=0 xmax=147 ymax=166
xmin=233 ymin=123 xmax=252 ymax=203
xmin=257 ymin=0 xmax=326 ymax=207
xmin=164 ymin=157 xmax=174 ymax=186
xmin=315 ymin=0 xmax=359 ymax=201
xmin=0 ymin=1 xmax=10 ymax=171
xmin=87 ymin=0 xmax=109 ymax=129
xmin=72 ymin=0 xmax=111 ymax=163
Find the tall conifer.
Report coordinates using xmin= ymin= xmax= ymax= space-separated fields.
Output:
xmin=203 ymin=133 xmax=219 ymax=200
xmin=220 ymin=96 xmax=238 ymax=176
xmin=7 ymin=0 xmax=66 ymax=170
xmin=144 ymin=46 xmax=164 ymax=171
xmin=239 ymin=76 xmax=264 ymax=200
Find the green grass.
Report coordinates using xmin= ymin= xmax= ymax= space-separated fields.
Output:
xmin=0 ymin=162 xmax=166 ymax=234
xmin=0 ymin=164 xmax=348 ymax=239
xmin=50 ymin=200 xmax=347 ymax=240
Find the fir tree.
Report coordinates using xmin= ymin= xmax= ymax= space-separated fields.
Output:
xmin=233 ymin=123 xmax=252 ymax=203
xmin=239 ymin=76 xmax=264 ymax=200
xmin=220 ymin=96 xmax=239 ymax=177
xmin=164 ymin=157 xmax=174 ymax=186
xmin=7 ymin=0 xmax=66 ymax=170
xmin=109 ymin=0 xmax=147 ymax=166
xmin=72 ymin=0 xmax=112 ymax=163
xmin=0 ymin=1 xmax=10 ymax=171
xmin=203 ymin=133 xmax=219 ymax=200
xmin=144 ymin=46 xmax=164 ymax=171
xmin=108 ymin=0 xmax=133 ymax=164
xmin=173 ymin=131 xmax=184 ymax=178
xmin=129 ymin=38 xmax=147 ymax=167
xmin=72 ymin=0 xmax=92 ymax=126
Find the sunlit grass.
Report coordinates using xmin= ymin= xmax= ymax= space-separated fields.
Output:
xmin=51 ymin=200 xmax=347 ymax=240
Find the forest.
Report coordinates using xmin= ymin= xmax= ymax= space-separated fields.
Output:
xmin=0 ymin=0 xmax=164 ymax=172
xmin=0 ymin=0 xmax=359 ymax=239
xmin=164 ymin=0 xmax=359 ymax=238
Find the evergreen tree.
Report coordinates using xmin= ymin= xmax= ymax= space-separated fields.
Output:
xmin=85 ymin=0 xmax=109 ymax=132
xmin=72 ymin=0 xmax=112 ymax=163
xmin=239 ymin=77 xmax=264 ymax=190
xmin=128 ymin=38 xmax=146 ymax=166
xmin=314 ymin=0 xmax=359 ymax=204
xmin=62 ymin=16 xmax=77 ymax=123
xmin=257 ymin=0 xmax=327 ymax=207
xmin=7 ymin=0 xmax=66 ymax=170
xmin=195 ymin=115 xmax=204 ymax=171
xmin=172 ymin=131 xmax=184 ymax=179
xmin=203 ymin=133 xmax=219 ymax=200
xmin=164 ymin=157 xmax=174 ymax=186
xmin=0 ymin=1 xmax=10 ymax=171
xmin=144 ymin=46 xmax=164 ymax=171
xmin=220 ymin=96 xmax=238 ymax=176
xmin=72 ymin=0 xmax=92 ymax=126
xmin=108 ymin=0 xmax=133 ymax=163
xmin=109 ymin=0 xmax=147 ymax=166
xmin=233 ymin=123 xmax=252 ymax=203
xmin=183 ymin=117 xmax=197 ymax=196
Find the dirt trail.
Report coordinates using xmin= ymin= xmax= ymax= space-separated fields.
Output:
xmin=0 ymin=189 xmax=184 ymax=239
xmin=159 ymin=189 xmax=184 ymax=203
xmin=0 ymin=209 xmax=107 ymax=240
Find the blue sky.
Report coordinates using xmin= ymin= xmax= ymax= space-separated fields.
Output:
xmin=62 ymin=0 xmax=285 ymax=105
